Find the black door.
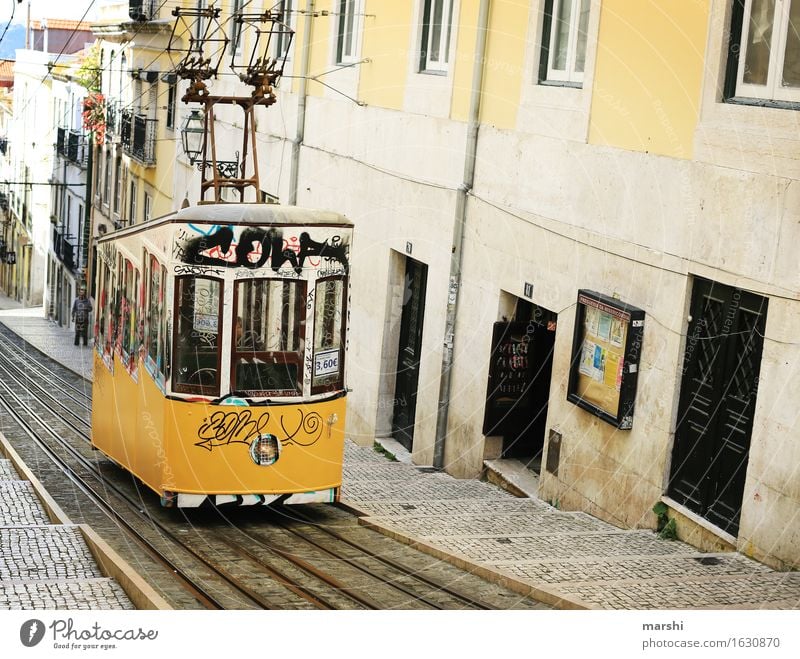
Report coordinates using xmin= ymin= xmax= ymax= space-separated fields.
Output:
xmin=392 ymin=258 xmax=427 ymax=451
xmin=482 ymin=302 xmax=556 ymax=462
xmin=668 ymin=278 xmax=768 ymax=536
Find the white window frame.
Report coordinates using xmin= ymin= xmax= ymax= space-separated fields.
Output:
xmin=144 ymin=192 xmax=152 ymax=222
xmin=114 ymin=156 xmax=122 ymax=216
xmin=336 ymin=0 xmax=363 ymax=64
xmin=128 ymin=179 xmax=137 ymax=225
xmin=274 ymin=0 xmax=295 ymax=64
xmin=166 ymin=82 xmax=176 ymax=129
xmin=103 ymin=152 xmax=111 ymax=204
xmin=231 ymin=0 xmax=244 ymax=59
xmin=734 ymin=0 xmax=800 ymax=103
xmin=420 ymin=0 xmax=455 ymax=74
xmin=542 ymin=0 xmax=591 ymax=85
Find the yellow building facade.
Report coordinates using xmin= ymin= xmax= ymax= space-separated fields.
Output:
xmin=88 ymin=1 xmax=799 ymax=571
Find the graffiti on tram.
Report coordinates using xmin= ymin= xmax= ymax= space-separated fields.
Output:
xmin=195 ymin=408 xmax=324 ymax=452
xmin=174 ymin=225 xmax=349 ymax=275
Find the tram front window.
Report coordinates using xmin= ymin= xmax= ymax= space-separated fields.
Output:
xmin=232 ymin=279 xmax=306 ymax=396
xmin=173 ymin=276 xmax=222 ymax=395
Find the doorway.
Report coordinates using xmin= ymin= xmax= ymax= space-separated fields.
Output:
xmin=391 ymin=257 xmax=428 ymax=452
xmin=668 ymin=278 xmax=768 ymax=536
xmin=483 ymin=299 xmax=557 ymax=468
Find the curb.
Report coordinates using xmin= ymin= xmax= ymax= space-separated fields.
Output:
xmin=0 ymin=432 xmax=171 ymax=610
xmin=340 ymin=499 xmax=594 ymax=610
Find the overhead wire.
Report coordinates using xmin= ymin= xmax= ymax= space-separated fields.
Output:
xmin=0 ymin=0 xmax=17 ymax=51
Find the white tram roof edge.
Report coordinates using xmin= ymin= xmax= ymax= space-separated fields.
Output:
xmin=99 ymin=203 xmax=352 ymax=242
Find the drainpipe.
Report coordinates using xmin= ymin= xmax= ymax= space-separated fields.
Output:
xmin=433 ymin=0 xmax=491 ymax=470
xmin=288 ymin=0 xmax=313 ymax=206
xmin=82 ymin=137 xmax=93 ymax=277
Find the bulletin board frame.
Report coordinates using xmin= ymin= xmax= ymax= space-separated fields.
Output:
xmin=567 ymin=290 xmax=645 ymax=429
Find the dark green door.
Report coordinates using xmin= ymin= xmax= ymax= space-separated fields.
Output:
xmin=392 ymin=258 xmax=427 ymax=452
xmin=668 ymin=278 xmax=767 ymax=536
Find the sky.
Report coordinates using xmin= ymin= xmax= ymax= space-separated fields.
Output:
xmin=4 ymin=0 xmax=99 ymax=25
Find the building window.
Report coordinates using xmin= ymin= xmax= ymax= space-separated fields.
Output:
xmin=420 ymin=0 xmax=454 ymax=73
xmin=231 ymin=0 xmax=243 ymax=58
xmin=275 ymin=0 xmax=294 ymax=62
xmin=144 ymin=192 xmax=152 ymax=222
xmin=727 ymin=0 xmax=800 ymax=103
xmin=129 ymin=179 xmax=137 ymax=224
xmin=336 ymin=0 xmax=362 ymax=64
xmin=195 ymin=0 xmax=207 ymax=45
xmin=166 ymin=83 xmax=176 ymax=129
xmin=103 ymin=152 xmax=111 ymax=203
xmin=114 ymin=156 xmax=122 ymax=215
xmin=539 ymin=0 xmax=590 ymax=86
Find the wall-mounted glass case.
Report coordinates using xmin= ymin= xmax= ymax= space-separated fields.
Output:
xmin=567 ymin=290 xmax=645 ymax=429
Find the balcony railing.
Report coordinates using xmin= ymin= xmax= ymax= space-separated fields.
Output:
xmin=129 ymin=0 xmax=158 ymax=22
xmin=121 ymin=110 xmax=157 ymax=165
xmin=56 ymin=127 xmax=88 ymax=167
xmin=53 ymin=228 xmax=77 ymax=273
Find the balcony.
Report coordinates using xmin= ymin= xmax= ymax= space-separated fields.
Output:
xmin=56 ymin=127 xmax=88 ymax=167
xmin=52 ymin=228 xmax=77 ymax=273
xmin=121 ymin=109 xmax=157 ymax=165
xmin=129 ymin=0 xmax=158 ymax=22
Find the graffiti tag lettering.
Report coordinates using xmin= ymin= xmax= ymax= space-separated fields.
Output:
xmin=195 ymin=410 xmax=270 ymax=451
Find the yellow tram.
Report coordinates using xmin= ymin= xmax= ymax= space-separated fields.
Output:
xmin=91 ymin=204 xmax=351 ymax=507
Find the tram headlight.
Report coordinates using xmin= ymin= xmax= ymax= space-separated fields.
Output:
xmin=250 ymin=434 xmax=280 ymax=466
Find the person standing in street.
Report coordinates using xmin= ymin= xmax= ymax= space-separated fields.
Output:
xmin=71 ymin=284 xmax=93 ymax=347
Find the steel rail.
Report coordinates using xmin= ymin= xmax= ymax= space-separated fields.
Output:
xmin=285 ymin=508 xmax=495 ymax=610
xmin=0 ymin=339 xmax=346 ymax=610
xmin=0 ymin=367 xmax=269 ymax=610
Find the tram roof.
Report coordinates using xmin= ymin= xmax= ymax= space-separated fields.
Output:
xmin=100 ymin=203 xmax=352 ymax=242
xmin=172 ymin=203 xmax=352 ymax=227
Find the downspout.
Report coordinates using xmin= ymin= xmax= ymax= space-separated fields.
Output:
xmin=82 ymin=138 xmax=93 ymax=280
xmin=288 ymin=0 xmax=314 ymax=206
xmin=433 ymin=0 xmax=491 ymax=470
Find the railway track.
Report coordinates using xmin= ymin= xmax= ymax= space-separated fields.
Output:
xmin=0 ymin=324 xmax=542 ymax=610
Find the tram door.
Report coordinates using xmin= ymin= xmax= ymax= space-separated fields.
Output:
xmin=668 ymin=278 xmax=767 ymax=536
xmin=392 ymin=257 xmax=428 ymax=452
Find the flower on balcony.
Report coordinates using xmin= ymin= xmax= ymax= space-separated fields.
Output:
xmin=82 ymin=93 xmax=106 ymax=145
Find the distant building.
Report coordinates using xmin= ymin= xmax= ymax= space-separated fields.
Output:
xmin=0 ymin=60 xmax=13 ymax=89
xmin=30 ymin=20 xmax=93 ymax=56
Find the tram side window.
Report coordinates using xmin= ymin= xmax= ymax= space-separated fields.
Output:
xmin=312 ymin=277 xmax=346 ymax=394
xmin=96 ymin=262 xmax=107 ymax=351
xmin=113 ymin=257 xmax=123 ymax=352
xmin=232 ymin=279 xmax=306 ymax=396
xmin=146 ymin=254 xmax=166 ymax=380
xmin=173 ymin=276 xmax=222 ymax=395
xmin=101 ymin=261 xmax=114 ymax=358
xmin=121 ymin=259 xmax=135 ymax=358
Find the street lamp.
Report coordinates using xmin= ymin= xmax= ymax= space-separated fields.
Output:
xmin=180 ymin=109 xmax=205 ymax=165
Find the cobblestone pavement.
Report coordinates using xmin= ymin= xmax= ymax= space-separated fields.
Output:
xmin=0 ymin=460 xmax=133 ymax=609
xmin=3 ymin=297 xmax=799 ymax=610
xmin=341 ymin=442 xmax=800 ymax=610
xmin=0 ymin=299 xmax=94 ymax=381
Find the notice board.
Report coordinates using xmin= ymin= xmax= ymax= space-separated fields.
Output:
xmin=567 ymin=290 xmax=645 ymax=429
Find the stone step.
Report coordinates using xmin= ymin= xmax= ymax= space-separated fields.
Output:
xmin=0 ymin=481 xmax=52 ymax=526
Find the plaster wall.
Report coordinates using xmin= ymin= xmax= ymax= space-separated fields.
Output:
xmin=291 ymin=127 xmax=457 ymax=463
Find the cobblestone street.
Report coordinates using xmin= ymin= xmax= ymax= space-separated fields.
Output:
xmin=2 ymin=304 xmax=799 ymax=610
xmin=341 ymin=442 xmax=800 ymax=610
